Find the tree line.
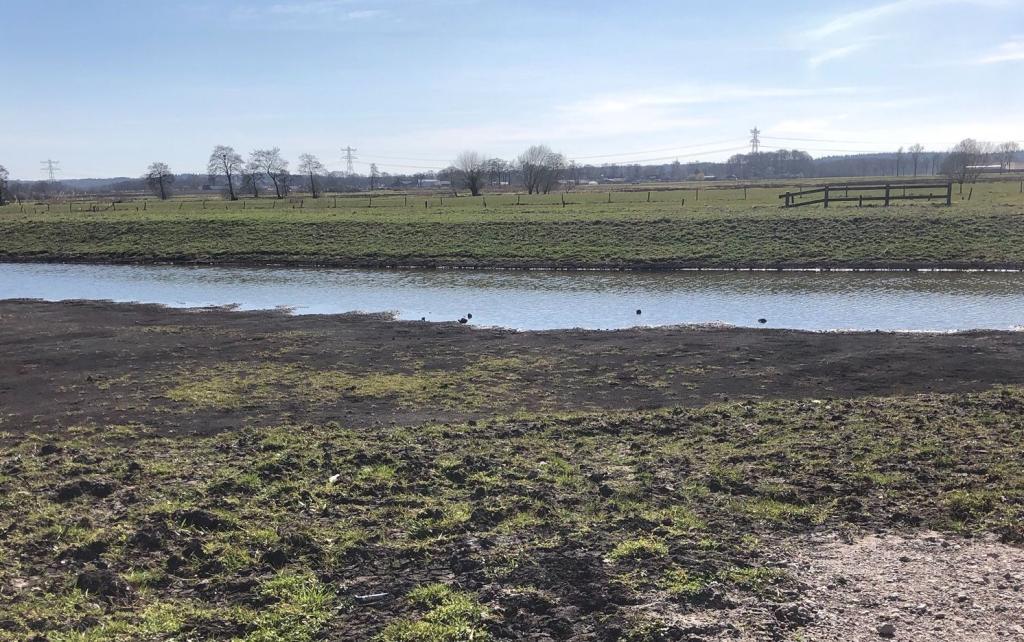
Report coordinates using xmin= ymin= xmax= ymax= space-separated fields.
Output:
xmin=138 ymin=144 xmax=568 ymax=200
xmin=2 ymin=139 xmax=1019 ymax=203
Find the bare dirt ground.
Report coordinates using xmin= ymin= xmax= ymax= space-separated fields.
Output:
xmin=787 ymin=532 xmax=1024 ymax=641
xmin=3 ymin=299 xmax=1024 ymax=437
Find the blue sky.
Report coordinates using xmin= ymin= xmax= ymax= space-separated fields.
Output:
xmin=2 ymin=0 xmax=1022 ymax=179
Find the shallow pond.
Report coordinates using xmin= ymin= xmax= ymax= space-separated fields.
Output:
xmin=2 ymin=262 xmax=1023 ymax=331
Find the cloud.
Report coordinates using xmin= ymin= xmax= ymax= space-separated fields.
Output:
xmin=808 ymin=0 xmax=1009 ymax=39
xmin=975 ymin=38 xmax=1024 ymax=64
xmin=808 ymin=43 xmax=868 ymax=69
xmin=231 ymin=1 xmax=385 ymax=25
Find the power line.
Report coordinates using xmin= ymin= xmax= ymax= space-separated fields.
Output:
xmin=341 ymin=146 xmax=358 ymax=176
xmin=40 ymin=159 xmax=61 ymax=182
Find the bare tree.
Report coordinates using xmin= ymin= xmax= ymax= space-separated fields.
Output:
xmin=518 ymin=144 xmax=565 ymax=194
xmin=895 ymin=146 xmax=904 ymax=177
xmin=298 ymin=154 xmax=326 ymax=198
xmin=908 ymin=144 xmax=924 ymax=177
xmin=252 ymin=148 xmax=289 ymax=198
xmin=455 ymin=151 xmax=487 ymax=196
xmin=996 ymin=141 xmax=1020 ymax=172
xmin=0 ymin=165 xmax=8 ymax=205
xmin=144 ymin=162 xmax=175 ymax=200
xmin=207 ymin=145 xmax=244 ymax=201
xmin=942 ymin=139 xmax=994 ymax=194
xmin=243 ymin=154 xmax=262 ymax=198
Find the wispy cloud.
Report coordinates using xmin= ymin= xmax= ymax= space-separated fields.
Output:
xmin=232 ymin=1 xmax=385 ymax=25
xmin=808 ymin=43 xmax=868 ymax=69
xmin=975 ymin=38 xmax=1024 ymax=64
xmin=808 ymin=0 xmax=1009 ymax=40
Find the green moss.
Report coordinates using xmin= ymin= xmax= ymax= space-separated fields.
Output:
xmin=379 ymin=584 xmax=488 ymax=642
xmin=608 ymin=536 xmax=669 ymax=561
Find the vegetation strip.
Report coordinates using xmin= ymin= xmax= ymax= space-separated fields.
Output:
xmin=1 ymin=389 xmax=1021 ymax=640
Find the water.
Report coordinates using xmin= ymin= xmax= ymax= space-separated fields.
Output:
xmin=1 ymin=262 xmax=1023 ymax=331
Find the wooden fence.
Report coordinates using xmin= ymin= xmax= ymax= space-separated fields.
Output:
xmin=780 ymin=181 xmax=953 ymax=208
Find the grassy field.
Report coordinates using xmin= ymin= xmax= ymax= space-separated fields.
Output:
xmin=2 ymin=179 xmax=1023 ymax=269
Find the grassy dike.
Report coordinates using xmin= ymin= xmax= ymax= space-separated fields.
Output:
xmin=0 ymin=389 xmax=1021 ymax=640
xmin=2 ymin=181 xmax=1023 ymax=269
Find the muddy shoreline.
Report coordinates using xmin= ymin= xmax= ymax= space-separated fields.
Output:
xmin=5 ymin=254 xmax=1024 ymax=272
xmin=4 ymin=299 xmax=1024 ymax=437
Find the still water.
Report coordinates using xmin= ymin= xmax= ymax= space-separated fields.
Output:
xmin=1 ymin=262 xmax=1023 ymax=331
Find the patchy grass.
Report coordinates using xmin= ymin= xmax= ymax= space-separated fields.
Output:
xmin=164 ymin=357 xmax=549 ymax=411
xmin=0 ymin=388 xmax=1022 ymax=639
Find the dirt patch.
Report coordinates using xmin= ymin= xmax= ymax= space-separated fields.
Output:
xmin=788 ymin=532 xmax=1024 ymax=641
xmin=4 ymin=299 xmax=1024 ymax=437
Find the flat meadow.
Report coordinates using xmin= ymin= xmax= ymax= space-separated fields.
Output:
xmin=2 ymin=178 xmax=1023 ymax=269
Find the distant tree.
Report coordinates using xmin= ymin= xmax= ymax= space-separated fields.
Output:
xmin=518 ymin=145 xmax=564 ymax=194
xmin=895 ymin=146 xmax=904 ymax=176
xmin=207 ymin=145 xmax=244 ymax=201
xmin=243 ymin=153 xmax=262 ymax=198
xmin=144 ymin=162 xmax=175 ymax=200
xmin=252 ymin=148 xmax=289 ymax=198
xmin=297 ymin=153 xmax=326 ymax=198
xmin=455 ymin=151 xmax=487 ymax=196
xmin=908 ymin=144 xmax=924 ymax=177
xmin=942 ymin=139 xmax=993 ymax=194
xmin=996 ymin=141 xmax=1020 ymax=171
xmin=486 ymin=158 xmax=507 ymax=187
xmin=0 ymin=165 xmax=8 ymax=205
xmin=369 ymin=163 xmax=380 ymax=191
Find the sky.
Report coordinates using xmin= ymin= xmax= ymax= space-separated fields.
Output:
xmin=2 ymin=0 xmax=1023 ymax=179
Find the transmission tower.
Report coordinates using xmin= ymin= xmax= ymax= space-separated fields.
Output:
xmin=749 ymin=127 xmax=761 ymax=154
xmin=341 ymin=146 xmax=358 ymax=176
xmin=40 ymin=159 xmax=62 ymax=182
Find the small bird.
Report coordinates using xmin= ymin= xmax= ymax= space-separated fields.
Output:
xmin=758 ymin=318 xmax=767 ymax=324
xmin=467 ymin=313 xmax=473 ymax=319
xmin=458 ymin=317 xmax=468 ymax=324
xmin=636 ymin=309 xmax=642 ymax=315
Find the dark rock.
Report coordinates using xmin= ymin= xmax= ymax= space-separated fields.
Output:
xmin=75 ymin=568 xmax=131 ymax=600
xmin=877 ymin=622 xmax=896 ymax=638
xmin=39 ymin=444 xmax=62 ymax=456
xmin=598 ymin=484 xmax=614 ymax=498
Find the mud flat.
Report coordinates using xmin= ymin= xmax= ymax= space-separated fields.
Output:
xmin=0 ymin=300 xmax=1022 ymax=640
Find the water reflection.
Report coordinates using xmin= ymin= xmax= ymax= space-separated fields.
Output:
xmin=1 ymin=263 xmax=1023 ymax=331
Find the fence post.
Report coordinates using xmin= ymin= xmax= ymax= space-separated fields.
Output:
xmin=824 ymin=186 xmax=830 ymax=209
xmin=858 ymin=195 xmax=863 ymax=207
xmin=884 ymin=184 xmax=891 ymax=207
xmin=743 ymin=187 xmax=747 ymax=200
xmin=647 ymin=191 xmax=651 ymax=203
xmin=608 ymin=192 xmax=611 ymax=204
xmin=945 ymin=182 xmax=952 ymax=206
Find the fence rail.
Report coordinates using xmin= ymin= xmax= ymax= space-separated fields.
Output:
xmin=780 ymin=181 xmax=953 ymax=208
